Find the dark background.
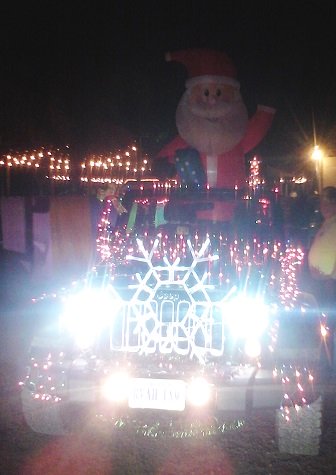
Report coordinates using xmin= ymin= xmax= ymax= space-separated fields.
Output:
xmin=1 ymin=0 xmax=336 ymax=166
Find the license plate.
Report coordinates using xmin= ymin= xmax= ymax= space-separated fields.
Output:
xmin=128 ymin=378 xmax=186 ymax=411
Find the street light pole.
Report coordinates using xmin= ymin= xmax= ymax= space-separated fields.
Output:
xmin=312 ymin=145 xmax=323 ymax=194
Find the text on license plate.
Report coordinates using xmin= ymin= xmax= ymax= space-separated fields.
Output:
xmin=128 ymin=378 xmax=186 ymax=411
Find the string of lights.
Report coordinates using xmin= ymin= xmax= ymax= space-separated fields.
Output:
xmin=0 ymin=143 xmax=152 ymax=188
xmin=80 ymin=145 xmax=151 ymax=184
xmin=0 ymin=147 xmax=71 ymax=181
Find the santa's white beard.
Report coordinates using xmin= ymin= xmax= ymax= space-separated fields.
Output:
xmin=176 ymin=95 xmax=248 ymax=156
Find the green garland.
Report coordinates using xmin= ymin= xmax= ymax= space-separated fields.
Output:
xmin=95 ymin=414 xmax=246 ymax=439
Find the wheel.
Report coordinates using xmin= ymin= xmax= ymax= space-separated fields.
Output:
xmin=21 ymin=386 xmax=66 ymax=435
xmin=276 ymin=396 xmax=322 ymax=455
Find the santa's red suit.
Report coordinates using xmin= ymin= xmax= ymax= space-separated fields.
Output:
xmin=155 ymin=49 xmax=275 ymax=189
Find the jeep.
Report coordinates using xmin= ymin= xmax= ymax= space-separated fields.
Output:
xmin=20 ymin=181 xmax=333 ymax=455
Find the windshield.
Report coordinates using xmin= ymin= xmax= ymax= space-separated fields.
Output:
xmin=112 ymin=187 xmax=282 ymax=240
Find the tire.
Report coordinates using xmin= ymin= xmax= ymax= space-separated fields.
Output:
xmin=21 ymin=386 xmax=66 ymax=436
xmin=276 ymin=396 xmax=322 ymax=455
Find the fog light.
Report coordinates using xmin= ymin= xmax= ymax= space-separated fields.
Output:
xmin=101 ymin=372 xmax=130 ymax=402
xmin=187 ymin=377 xmax=211 ymax=407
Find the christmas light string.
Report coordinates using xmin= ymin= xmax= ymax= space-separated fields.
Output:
xmin=0 ymin=147 xmax=71 ymax=180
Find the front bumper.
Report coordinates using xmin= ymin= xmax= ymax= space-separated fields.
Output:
xmin=21 ymin=353 xmax=326 ymax=439
xmin=25 ymin=360 xmax=321 ymax=415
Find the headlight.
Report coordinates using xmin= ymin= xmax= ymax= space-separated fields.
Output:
xmin=244 ymin=338 xmax=262 ymax=358
xmin=60 ymin=287 xmax=120 ymax=349
xmin=224 ymin=296 xmax=269 ymax=340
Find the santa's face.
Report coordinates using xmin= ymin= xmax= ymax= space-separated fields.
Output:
xmin=176 ymin=82 xmax=248 ymax=155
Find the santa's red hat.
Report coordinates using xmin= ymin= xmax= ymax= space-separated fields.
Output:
xmin=165 ymin=48 xmax=239 ymax=89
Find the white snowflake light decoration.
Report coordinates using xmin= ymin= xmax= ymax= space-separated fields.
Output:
xmin=112 ymin=238 xmax=226 ymax=363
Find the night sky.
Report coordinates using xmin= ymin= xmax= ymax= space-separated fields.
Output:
xmin=1 ymin=1 xmax=336 ymax=167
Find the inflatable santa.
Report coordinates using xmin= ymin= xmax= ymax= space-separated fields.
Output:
xmin=153 ymin=48 xmax=275 ymax=189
